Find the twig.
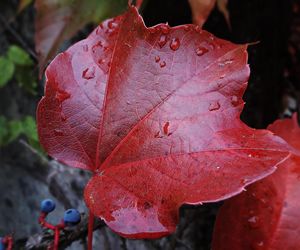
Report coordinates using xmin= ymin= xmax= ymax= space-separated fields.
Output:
xmin=0 ymin=14 xmax=38 ymax=60
xmin=15 ymin=216 xmax=105 ymax=250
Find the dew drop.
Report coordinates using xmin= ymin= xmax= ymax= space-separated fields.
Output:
xmin=108 ymin=19 xmax=118 ymax=30
xmin=82 ymin=44 xmax=88 ymax=52
xmin=184 ymin=25 xmax=190 ymax=31
xmin=196 ymin=46 xmax=209 ymax=56
xmin=155 ymin=56 xmax=160 ymax=63
xmin=257 ymin=242 xmax=264 ymax=248
xmin=160 ymin=24 xmax=170 ymax=34
xmin=92 ymin=41 xmax=103 ymax=51
xmin=55 ymin=90 xmax=70 ymax=102
xmin=98 ymin=58 xmax=105 ymax=64
xmin=158 ymin=35 xmax=167 ymax=48
xmin=231 ymin=95 xmax=239 ymax=106
xmin=248 ymin=216 xmax=260 ymax=228
xmin=194 ymin=25 xmax=201 ymax=33
xmin=209 ymin=101 xmax=220 ymax=111
xmin=209 ymin=42 xmax=215 ymax=50
xmin=218 ymin=59 xmax=234 ymax=67
xmin=163 ymin=122 xmax=170 ymax=135
xmin=160 ymin=61 xmax=166 ymax=68
xmin=154 ymin=131 xmax=162 ymax=138
xmin=170 ymin=38 xmax=180 ymax=51
xmin=82 ymin=67 xmax=95 ymax=80
xmin=95 ymin=26 xmax=101 ymax=35
xmin=54 ymin=129 xmax=64 ymax=136
xmin=241 ymin=178 xmax=248 ymax=185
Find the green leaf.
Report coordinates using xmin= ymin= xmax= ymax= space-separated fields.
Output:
xmin=0 ymin=115 xmax=41 ymax=152
xmin=22 ymin=116 xmax=38 ymax=141
xmin=0 ymin=57 xmax=15 ymax=87
xmin=7 ymin=120 xmax=24 ymax=144
xmin=7 ymin=45 xmax=33 ymax=66
xmin=15 ymin=66 xmax=38 ymax=95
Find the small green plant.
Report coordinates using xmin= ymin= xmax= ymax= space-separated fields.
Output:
xmin=0 ymin=45 xmax=37 ymax=95
xmin=0 ymin=116 xmax=40 ymax=150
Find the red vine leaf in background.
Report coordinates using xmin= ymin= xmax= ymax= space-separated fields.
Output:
xmin=37 ymin=6 xmax=291 ymax=238
xmin=212 ymin=114 xmax=300 ymax=250
xmin=34 ymin=0 xmax=128 ymax=75
xmin=188 ymin=0 xmax=230 ymax=28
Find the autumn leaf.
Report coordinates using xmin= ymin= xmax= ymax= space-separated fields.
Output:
xmin=188 ymin=0 xmax=216 ymax=27
xmin=217 ymin=0 xmax=230 ymax=28
xmin=212 ymin=114 xmax=300 ymax=250
xmin=188 ymin=0 xmax=230 ymax=28
xmin=37 ymin=6 xmax=291 ymax=238
xmin=34 ymin=0 xmax=127 ymax=75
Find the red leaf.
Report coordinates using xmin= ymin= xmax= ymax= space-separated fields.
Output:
xmin=212 ymin=114 xmax=300 ymax=250
xmin=34 ymin=0 xmax=127 ymax=75
xmin=188 ymin=0 xmax=230 ymax=28
xmin=37 ymin=6 xmax=291 ymax=238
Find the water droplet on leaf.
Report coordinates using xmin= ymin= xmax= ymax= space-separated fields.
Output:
xmin=92 ymin=41 xmax=103 ymax=52
xmin=184 ymin=25 xmax=190 ymax=31
xmin=219 ymin=59 xmax=233 ymax=67
xmin=160 ymin=61 xmax=166 ymax=68
xmin=82 ymin=67 xmax=95 ymax=80
xmin=209 ymin=42 xmax=215 ymax=50
xmin=194 ymin=26 xmax=201 ymax=33
xmin=108 ymin=20 xmax=117 ymax=29
xmin=163 ymin=122 xmax=170 ymax=135
xmin=54 ymin=129 xmax=64 ymax=136
xmin=248 ymin=216 xmax=260 ymax=228
xmin=82 ymin=44 xmax=88 ymax=52
xmin=209 ymin=101 xmax=220 ymax=111
xmin=98 ymin=59 xmax=105 ymax=65
xmin=160 ymin=24 xmax=170 ymax=34
xmin=196 ymin=47 xmax=209 ymax=56
xmin=158 ymin=35 xmax=167 ymax=48
xmin=231 ymin=95 xmax=239 ymax=106
xmin=55 ymin=90 xmax=70 ymax=102
xmin=170 ymin=38 xmax=180 ymax=51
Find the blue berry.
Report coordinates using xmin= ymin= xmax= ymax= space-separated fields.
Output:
xmin=0 ymin=238 xmax=5 ymax=250
xmin=40 ymin=199 xmax=56 ymax=213
xmin=63 ymin=209 xmax=81 ymax=226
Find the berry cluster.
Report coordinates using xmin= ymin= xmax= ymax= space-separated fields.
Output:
xmin=39 ymin=199 xmax=81 ymax=250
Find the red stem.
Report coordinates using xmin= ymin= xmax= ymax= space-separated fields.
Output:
xmin=53 ymin=227 xmax=60 ymax=250
xmin=87 ymin=211 xmax=94 ymax=250
xmin=3 ymin=236 xmax=13 ymax=250
xmin=39 ymin=212 xmax=56 ymax=230
xmin=39 ymin=213 xmax=65 ymax=250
